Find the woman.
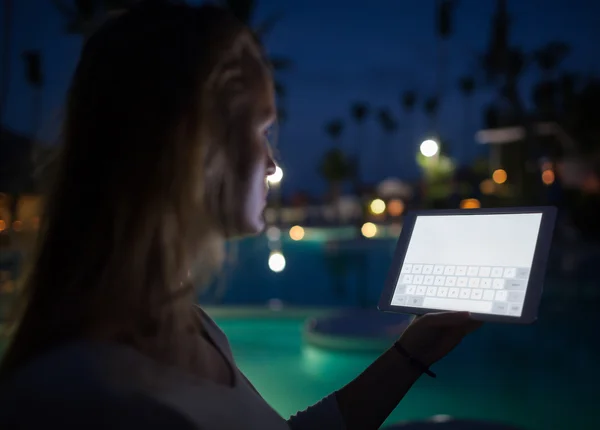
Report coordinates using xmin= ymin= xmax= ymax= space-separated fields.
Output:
xmin=0 ymin=2 xmax=481 ymax=429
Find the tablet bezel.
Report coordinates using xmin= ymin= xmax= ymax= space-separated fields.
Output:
xmin=377 ymin=206 xmax=557 ymax=324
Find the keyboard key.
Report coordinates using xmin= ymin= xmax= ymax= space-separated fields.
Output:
xmin=495 ymin=290 xmax=508 ymax=301
xmin=395 ymin=284 xmax=406 ymax=294
xmin=516 ymin=268 xmax=530 ymax=279
xmin=422 ymin=297 xmax=493 ymax=313
xmin=401 ymin=264 xmax=412 ymax=274
xmin=412 ymin=264 xmax=423 ymax=274
xmin=505 ymin=280 xmax=527 ymax=290
xmin=456 ymin=266 xmax=467 ymax=276
xmin=443 ymin=265 xmax=456 ymax=275
xmin=406 ymin=285 xmax=416 ymax=295
xmin=480 ymin=278 xmax=492 ymax=288
xmin=445 ymin=276 xmax=457 ymax=287
xmin=416 ymin=286 xmax=426 ymax=295
xmin=423 ymin=275 xmax=435 ymax=285
xmin=448 ymin=288 xmax=460 ymax=298
xmin=471 ymin=289 xmax=483 ymax=300
xmin=459 ymin=288 xmax=471 ymax=299
xmin=401 ymin=274 xmax=413 ymax=284
xmin=413 ymin=275 xmax=424 ymax=285
xmin=422 ymin=265 xmax=434 ymax=275
xmin=507 ymin=291 xmax=524 ymax=302
xmin=503 ymin=267 xmax=516 ymax=278
xmin=468 ymin=278 xmax=481 ymax=288
xmin=408 ymin=296 xmax=424 ymax=307
xmin=457 ymin=277 xmax=468 ymax=287
xmin=433 ymin=265 xmax=444 ymax=275
xmin=434 ymin=276 xmax=446 ymax=286
xmin=467 ymin=266 xmax=479 ymax=276
xmin=426 ymin=287 xmax=438 ymax=297
xmin=483 ymin=290 xmax=495 ymax=301
xmin=492 ymin=302 xmax=508 ymax=314
xmin=437 ymin=287 xmax=448 ymax=297
xmin=507 ymin=303 xmax=522 ymax=316
xmin=479 ymin=266 xmax=491 ymax=277
xmin=491 ymin=267 xmax=504 ymax=277
xmin=492 ymin=278 xmax=505 ymax=289
xmin=392 ymin=295 xmax=407 ymax=305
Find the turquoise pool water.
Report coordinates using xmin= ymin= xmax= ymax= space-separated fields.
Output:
xmin=214 ymin=312 xmax=599 ymax=429
xmin=205 ymin=234 xmax=600 ymax=429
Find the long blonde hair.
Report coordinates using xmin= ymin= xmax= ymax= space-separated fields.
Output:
xmin=0 ymin=1 xmax=272 ymax=377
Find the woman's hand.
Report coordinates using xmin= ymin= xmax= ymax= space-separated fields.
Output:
xmin=397 ymin=312 xmax=483 ymax=367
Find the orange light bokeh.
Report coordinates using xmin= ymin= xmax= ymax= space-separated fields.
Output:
xmin=492 ymin=169 xmax=507 ymax=184
xmin=12 ymin=220 xmax=23 ymax=231
xmin=541 ymin=170 xmax=555 ymax=185
xmin=387 ymin=199 xmax=405 ymax=216
xmin=361 ymin=222 xmax=377 ymax=238
xmin=460 ymin=198 xmax=481 ymax=209
xmin=479 ymin=179 xmax=495 ymax=195
xmin=289 ymin=225 xmax=305 ymax=241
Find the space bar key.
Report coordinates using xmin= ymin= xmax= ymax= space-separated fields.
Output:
xmin=423 ymin=297 xmax=493 ymax=313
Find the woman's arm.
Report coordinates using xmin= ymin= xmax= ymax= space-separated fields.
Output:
xmin=335 ymin=346 xmax=422 ymax=430
xmin=286 ymin=346 xmax=422 ymax=430
xmin=288 ymin=312 xmax=481 ymax=430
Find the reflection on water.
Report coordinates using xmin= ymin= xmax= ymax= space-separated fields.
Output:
xmin=209 ymin=235 xmax=599 ymax=429
xmin=217 ymin=310 xmax=599 ymax=430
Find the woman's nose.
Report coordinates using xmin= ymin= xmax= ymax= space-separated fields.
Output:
xmin=265 ymin=144 xmax=277 ymax=176
xmin=266 ymin=154 xmax=277 ymax=176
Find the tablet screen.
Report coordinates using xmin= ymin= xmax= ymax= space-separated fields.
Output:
xmin=390 ymin=213 xmax=543 ymax=316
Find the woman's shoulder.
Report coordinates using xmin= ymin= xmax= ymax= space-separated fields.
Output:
xmin=0 ymin=341 xmax=199 ymax=428
xmin=0 ymin=341 xmax=115 ymax=400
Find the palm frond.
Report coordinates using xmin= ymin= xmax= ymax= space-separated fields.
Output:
xmin=255 ymin=11 xmax=284 ymax=40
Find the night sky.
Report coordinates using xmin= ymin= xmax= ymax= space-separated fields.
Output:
xmin=2 ymin=0 xmax=600 ymax=196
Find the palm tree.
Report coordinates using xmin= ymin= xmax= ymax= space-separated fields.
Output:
xmin=321 ymin=120 xmax=349 ymax=218
xmin=531 ymin=42 xmax=571 ymax=121
xmin=350 ymin=102 xmax=369 ymax=152
xmin=52 ymin=0 xmax=135 ymax=39
xmin=458 ymin=76 xmax=476 ymax=163
xmin=480 ymin=0 xmax=532 ymax=202
xmin=435 ymin=0 xmax=457 ymax=116
xmin=401 ymin=90 xmax=417 ymax=144
xmin=423 ymin=96 xmax=439 ymax=133
xmin=324 ymin=119 xmax=344 ymax=146
xmin=349 ymin=102 xmax=369 ymax=195
xmin=0 ymin=0 xmax=14 ymax=130
xmin=533 ymin=41 xmax=570 ymax=82
xmin=318 ymin=147 xmax=351 ymax=210
xmin=217 ymin=0 xmax=292 ymax=123
xmin=376 ymin=108 xmax=399 ymax=178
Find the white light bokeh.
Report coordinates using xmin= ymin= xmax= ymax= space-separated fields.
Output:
xmin=268 ymin=251 xmax=286 ymax=272
xmin=267 ymin=166 xmax=283 ymax=184
xmin=266 ymin=226 xmax=281 ymax=241
xmin=420 ymin=139 xmax=439 ymax=157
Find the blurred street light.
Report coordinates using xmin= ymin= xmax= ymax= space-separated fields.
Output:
xmin=268 ymin=251 xmax=286 ymax=272
xmin=369 ymin=199 xmax=386 ymax=215
xmin=420 ymin=139 xmax=439 ymax=158
xmin=267 ymin=165 xmax=283 ymax=185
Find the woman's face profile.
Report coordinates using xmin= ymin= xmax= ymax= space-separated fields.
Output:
xmin=235 ymin=82 xmax=277 ymax=235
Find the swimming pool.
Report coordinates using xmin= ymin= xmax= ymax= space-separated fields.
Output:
xmin=200 ymin=233 xmax=600 ymax=309
xmin=204 ymin=234 xmax=600 ymax=429
xmin=212 ymin=310 xmax=599 ymax=429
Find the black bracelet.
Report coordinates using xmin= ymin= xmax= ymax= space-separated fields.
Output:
xmin=393 ymin=342 xmax=437 ymax=378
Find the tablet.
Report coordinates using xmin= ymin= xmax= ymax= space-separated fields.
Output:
xmin=378 ymin=207 xmax=557 ymax=324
